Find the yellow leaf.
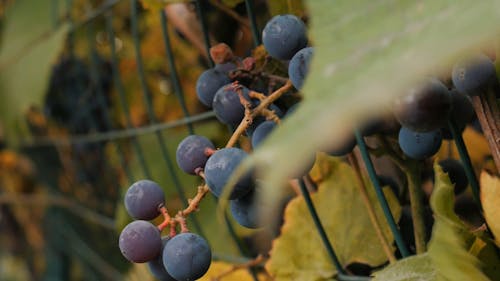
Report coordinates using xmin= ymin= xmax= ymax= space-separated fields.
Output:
xmin=480 ymin=171 xmax=500 ymax=247
xmin=266 ymin=155 xmax=401 ymax=281
xmin=198 ymin=261 xmax=265 ymax=281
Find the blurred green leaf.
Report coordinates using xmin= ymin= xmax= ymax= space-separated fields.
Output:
xmin=372 ymin=254 xmax=436 ymax=281
xmin=428 ymin=162 xmax=489 ymax=281
xmin=0 ymin=0 xmax=67 ymax=141
xmin=267 ymin=0 xmax=305 ymax=17
xmin=265 ymin=154 xmax=401 ymax=281
xmin=253 ymin=0 xmax=500 ymax=211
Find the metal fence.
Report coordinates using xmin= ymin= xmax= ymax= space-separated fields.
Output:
xmin=7 ymin=0 xmax=483 ymax=280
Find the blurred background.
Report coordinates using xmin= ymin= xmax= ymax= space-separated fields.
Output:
xmin=0 ymin=0 xmax=306 ymax=280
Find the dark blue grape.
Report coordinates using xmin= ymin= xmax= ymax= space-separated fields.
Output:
xmin=148 ymin=237 xmax=176 ymax=281
xmin=262 ymin=14 xmax=308 ymax=60
xmin=196 ymin=69 xmax=231 ymax=107
xmin=125 ymin=180 xmax=165 ymax=220
xmin=440 ymin=89 xmax=475 ymax=139
xmin=163 ymin=233 xmax=211 ymax=281
xmin=452 ymin=54 xmax=498 ymax=96
xmin=288 ymin=47 xmax=314 ymax=90
xmin=212 ymin=84 xmax=250 ymax=127
xmin=176 ymin=135 xmax=215 ymax=175
xmin=398 ymin=127 xmax=442 ymax=160
xmin=437 ymin=159 xmax=468 ymax=195
xmin=251 ymin=121 xmax=277 ymax=148
xmin=214 ymin=61 xmax=237 ymax=74
xmin=230 ymin=188 xmax=263 ymax=229
xmin=204 ymin=148 xmax=253 ymax=199
xmin=119 ymin=220 xmax=162 ymax=263
xmin=394 ymin=78 xmax=452 ymax=132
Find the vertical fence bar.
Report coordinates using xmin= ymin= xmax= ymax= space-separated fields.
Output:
xmin=354 ymin=130 xmax=410 ymax=257
xmin=195 ymin=0 xmax=214 ymax=67
xmin=130 ymin=0 xmax=205 ymax=236
xmin=448 ymin=120 xmax=481 ymax=208
xmin=159 ymin=10 xmax=194 ymax=135
xmin=244 ymin=0 xmax=261 ymax=47
xmin=106 ymin=12 xmax=152 ymax=180
xmin=298 ymin=179 xmax=345 ymax=274
xmin=86 ymin=24 xmax=134 ymax=186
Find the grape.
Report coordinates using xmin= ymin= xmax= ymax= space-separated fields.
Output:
xmin=230 ymin=188 xmax=263 ymax=229
xmin=204 ymin=148 xmax=254 ymax=199
xmin=214 ymin=61 xmax=238 ymax=75
xmin=125 ymin=180 xmax=165 ymax=220
xmin=212 ymin=84 xmax=250 ymax=127
xmin=288 ymin=47 xmax=314 ymax=90
xmin=176 ymin=135 xmax=215 ymax=175
xmin=394 ymin=78 xmax=452 ymax=132
xmin=119 ymin=220 xmax=162 ymax=263
xmin=327 ymin=134 xmax=356 ymax=157
xmin=452 ymin=54 xmax=498 ymax=96
xmin=163 ymin=233 xmax=211 ymax=281
xmin=196 ymin=69 xmax=231 ymax=107
xmin=437 ymin=159 xmax=468 ymax=195
xmin=251 ymin=121 xmax=277 ymax=148
xmin=440 ymin=89 xmax=475 ymax=139
xmin=262 ymin=14 xmax=308 ymax=60
xmin=148 ymin=237 xmax=176 ymax=281
xmin=398 ymin=127 xmax=442 ymax=160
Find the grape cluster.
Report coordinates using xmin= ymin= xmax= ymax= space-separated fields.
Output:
xmin=118 ymin=179 xmax=211 ymax=281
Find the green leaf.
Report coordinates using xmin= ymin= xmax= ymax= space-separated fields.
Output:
xmin=427 ymin=162 xmax=490 ymax=281
xmin=265 ymin=155 xmax=401 ymax=281
xmin=480 ymin=171 xmax=500 ymax=247
xmin=468 ymin=233 xmax=500 ymax=280
xmin=0 ymin=0 xmax=68 ymax=141
xmin=252 ymin=0 xmax=500 ymax=213
xmin=372 ymin=254 xmax=436 ymax=281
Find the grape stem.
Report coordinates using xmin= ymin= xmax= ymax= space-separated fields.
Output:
xmin=211 ymin=254 xmax=267 ymax=281
xmin=226 ymin=80 xmax=293 ymax=147
xmin=347 ymin=153 xmax=397 ymax=264
xmin=471 ymin=90 xmax=500 ymax=174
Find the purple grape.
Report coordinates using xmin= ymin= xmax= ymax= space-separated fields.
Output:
xmin=394 ymin=78 xmax=452 ymax=132
xmin=176 ymin=135 xmax=215 ymax=175
xmin=196 ymin=69 xmax=231 ymax=107
xmin=124 ymin=180 xmax=165 ymax=220
xmin=452 ymin=54 xmax=498 ymax=96
xmin=230 ymin=188 xmax=263 ymax=229
xmin=212 ymin=84 xmax=250 ymax=127
xmin=441 ymin=89 xmax=475 ymax=139
xmin=251 ymin=121 xmax=277 ymax=148
xmin=262 ymin=14 xmax=308 ymax=60
xmin=163 ymin=233 xmax=211 ymax=281
xmin=398 ymin=127 xmax=442 ymax=160
xmin=204 ymin=148 xmax=253 ymax=199
xmin=119 ymin=220 xmax=162 ymax=263
xmin=288 ymin=47 xmax=314 ymax=90
xmin=147 ymin=237 xmax=176 ymax=281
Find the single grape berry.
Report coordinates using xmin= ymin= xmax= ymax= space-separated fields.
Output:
xmin=119 ymin=220 xmax=162 ymax=263
xmin=124 ymin=179 xmax=165 ymax=220
xmin=147 ymin=237 xmax=176 ymax=281
xmin=288 ymin=47 xmax=314 ymax=90
xmin=437 ymin=159 xmax=468 ymax=195
xmin=398 ymin=127 xmax=442 ymax=160
xmin=441 ymin=89 xmax=475 ymax=139
xmin=452 ymin=54 xmax=498 ymax=96
xmin=394 ymin=78 xmax=452 ymax=132
xmin=204 ymin=148 xmax=254 ymax=199
xmin=262 ymin=14 xmax=308 ymax=60
xmin=176 ymin=135 xmax=215 ymax=175
xmin=251 ymin=121 xmax=277 ymax=148
xmin=230 ymin=188 xmax=264 ymax=229
xmin=212 ymin=84 xmax=250 ymax=127
xmin=163 ymin=233 xmax=211 ymax=281
xmin=196 ymin=69 xmax=231 ymax=107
